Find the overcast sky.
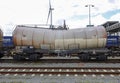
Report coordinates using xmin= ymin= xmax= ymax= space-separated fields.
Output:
xmin=0 ymin=0 xmax=120 ymax=35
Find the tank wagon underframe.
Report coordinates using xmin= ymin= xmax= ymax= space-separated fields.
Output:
xmin=13 ymin=46 xmax=118 ymax=61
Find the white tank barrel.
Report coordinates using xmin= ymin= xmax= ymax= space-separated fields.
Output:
xmin=13 ymin=25 xmax=107 ymax=50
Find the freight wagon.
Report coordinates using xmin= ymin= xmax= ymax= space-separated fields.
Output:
xmin=0 ymin=25 xmax=120 ymax=61
xmin=12 ymin=25 xmax=110 ymax=61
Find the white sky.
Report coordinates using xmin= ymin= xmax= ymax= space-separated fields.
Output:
xmin=0 ymin=0 xmax=120 ymax=35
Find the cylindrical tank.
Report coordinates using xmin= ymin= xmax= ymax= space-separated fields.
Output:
xmin=13 ymin=25 xmax=107 ymax=50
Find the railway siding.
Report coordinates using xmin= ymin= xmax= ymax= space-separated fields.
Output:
xmin=0 ymin=67 xmax=120 ymax=75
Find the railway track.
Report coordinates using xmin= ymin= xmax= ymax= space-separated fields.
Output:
xmin=0 ymin=67 xmax=120 ymax=76
xmin=0 ymin=58 xmax=120 ymax=63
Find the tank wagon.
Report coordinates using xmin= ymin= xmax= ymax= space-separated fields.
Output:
xmin=12 ymin=25 xmax=109 ymax=61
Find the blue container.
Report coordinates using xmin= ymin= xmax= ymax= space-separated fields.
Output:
xmin=106 ymin=36 xmax=120 ymax=47
xmin=3 ymin=36 xmax=14 ymax=48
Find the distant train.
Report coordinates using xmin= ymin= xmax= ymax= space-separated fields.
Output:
xmin=0 ymin=25 xmax=120 ymax=61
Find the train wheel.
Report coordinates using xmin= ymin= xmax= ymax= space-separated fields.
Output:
xmin=80 ymin=54 xmax=90 ymax=61
xmin=96 ymin=55 xmax=107 ymax=61
xmin=0 ymin=55 xmax=4 ymax=58
xmin=29 ymin=54 xmax=39 ymax=61
xmin=103 ymin=55 xmax=107 ymax=61
xmin=0 ymin=52 xmax=4 ymax=58
xmin=38 ymin=55 xmax=43 ymax=58
xmin=13 ymin=55 xmax=25 ymax=60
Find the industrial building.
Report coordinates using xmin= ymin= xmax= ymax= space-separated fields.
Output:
xmin=102 ymin=21 xmax=120 ymax=36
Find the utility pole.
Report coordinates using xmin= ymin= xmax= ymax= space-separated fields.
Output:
xmin=85 ymin=4 xmax=94 ymax=27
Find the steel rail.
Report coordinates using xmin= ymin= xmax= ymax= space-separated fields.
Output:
xmin=0 ymin=67 xmax=120 ymax=75
xmin=0 ymin=67 xmax=120 ymax=69
xmin=0 ymin=59 xmax=120 ymax=63
xmin=0 ymin=71 xmax=120 ymax=75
